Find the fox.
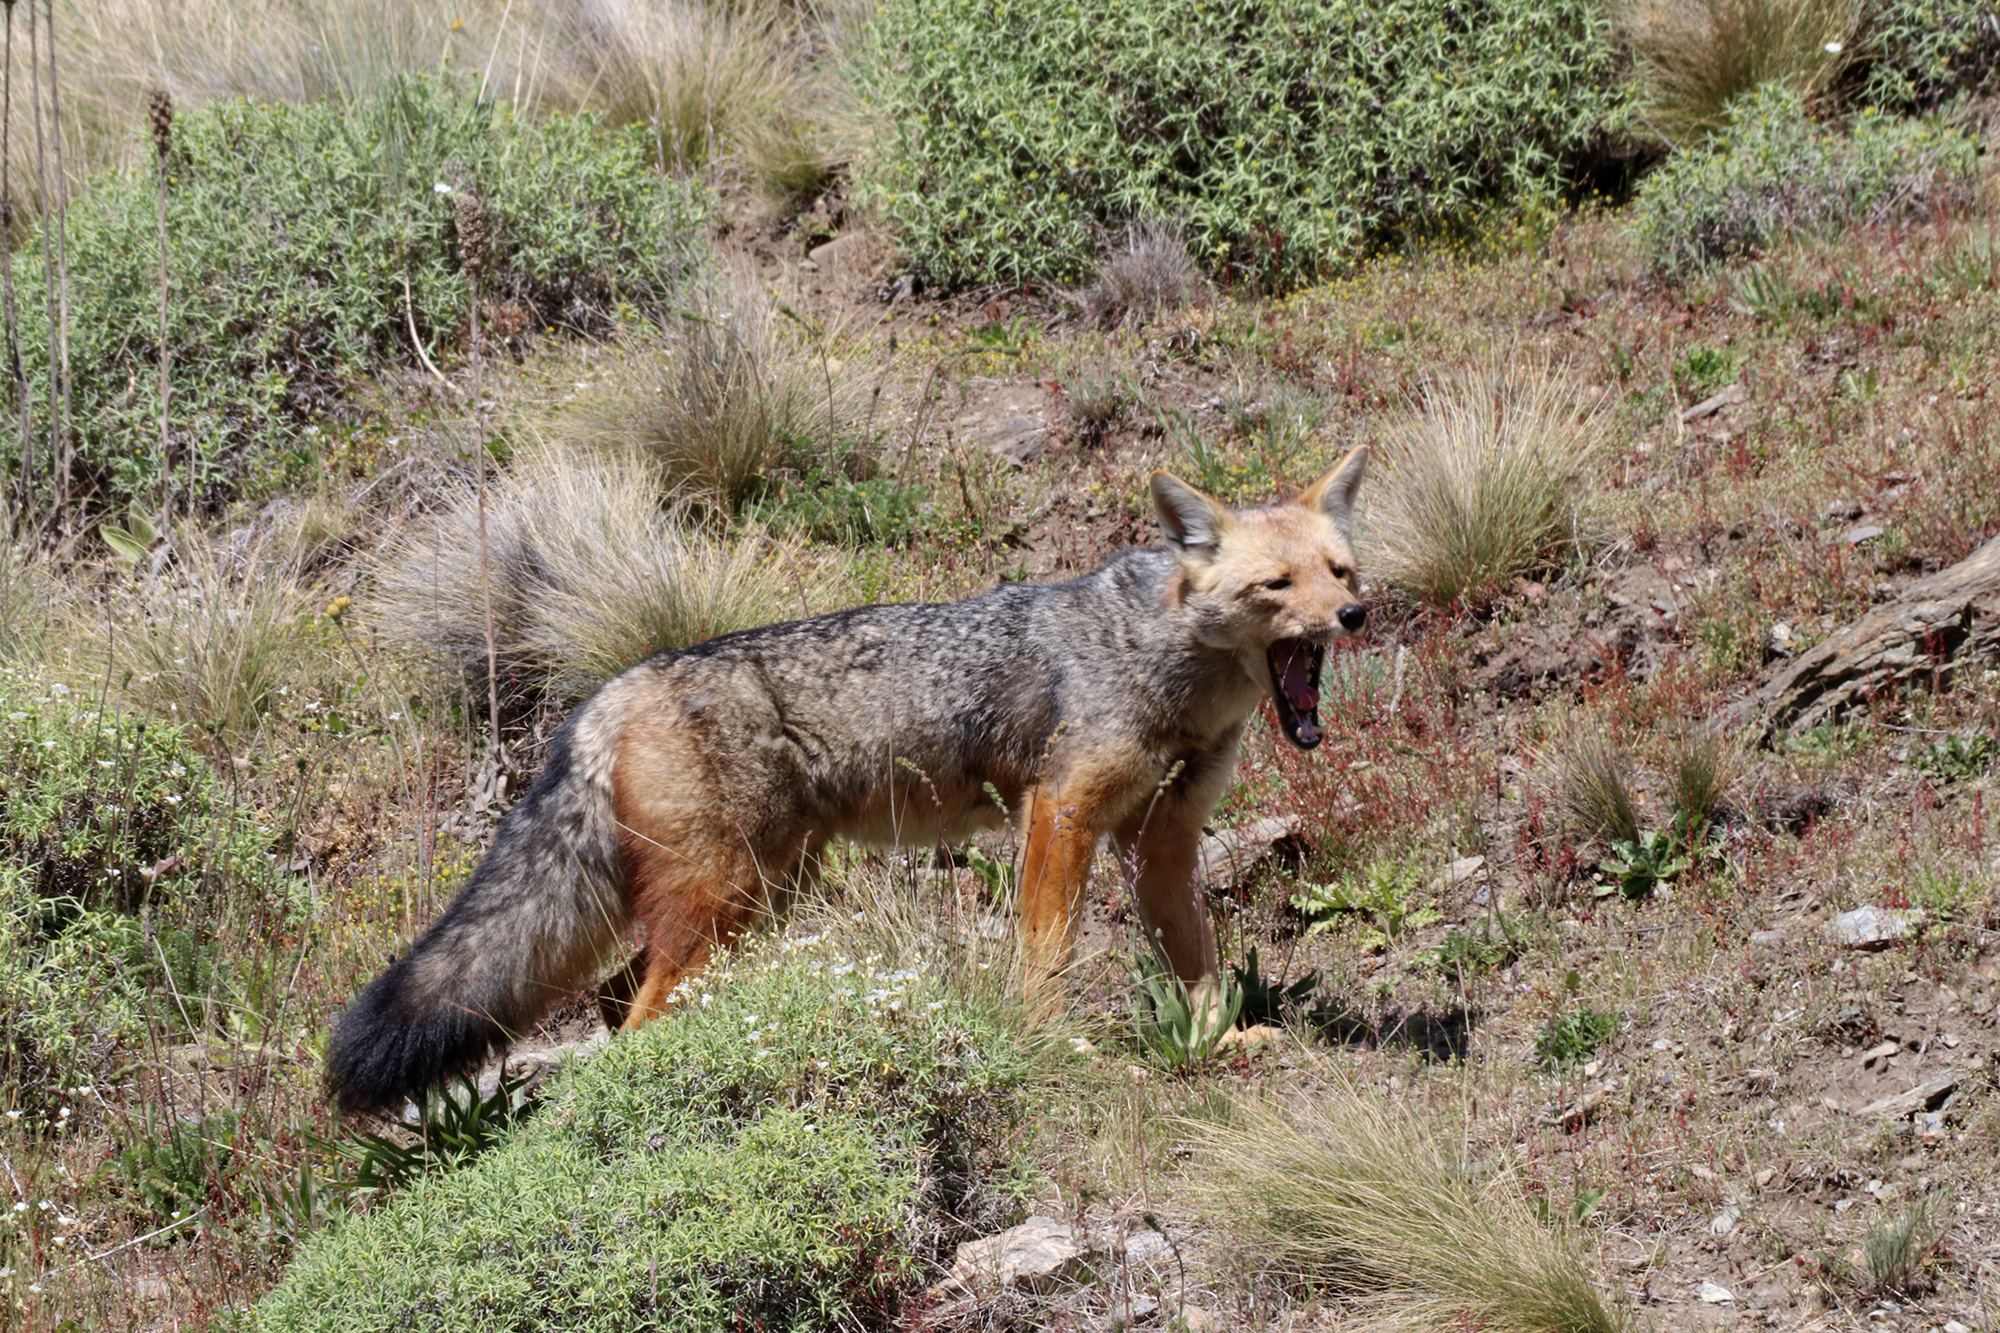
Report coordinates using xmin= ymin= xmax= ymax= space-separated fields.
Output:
xmin=326 ymin=449 xmax=1370 ymax=1114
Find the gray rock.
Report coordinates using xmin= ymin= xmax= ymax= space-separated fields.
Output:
xmin=1851 ymin=1073 xmax=1961 ymax=1121
xmin=1844 ymin=524 xmax=1885 ymax=546
xmin=1827 ymin=905 xmax=1926 ymax=948
xmin=942 ymin=1215 xmax=1086 ymax=1294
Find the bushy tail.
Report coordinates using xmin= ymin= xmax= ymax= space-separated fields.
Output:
xmin=327 ymin=690 xmax=633 ymax=1115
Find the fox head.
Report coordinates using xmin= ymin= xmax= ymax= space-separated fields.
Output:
xmin=1150 ymin=447 xmax=1369 ymax=750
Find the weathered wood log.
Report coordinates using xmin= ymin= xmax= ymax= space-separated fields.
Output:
xmin=1759 ymin=532 xmax=2000 ymax=735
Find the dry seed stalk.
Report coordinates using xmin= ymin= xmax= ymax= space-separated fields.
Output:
xmin=456 ymin=187 xmax=501 ymax=758
xmin=1 ymin=0 xmax=29 ymax=533
xmin=149 ymin=88 xmax=173 ymax=519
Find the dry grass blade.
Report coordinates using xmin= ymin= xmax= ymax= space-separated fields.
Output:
xmin=0 ymin=541 xmax=56 ymax=662
xmin=1617 ymin=0 xmax=1859 ymax=147
xmin=378 ymin=446 xmax=823 ymax=703
xmin=1366 ymin=359 xmax=1604 ymax=611
xmin=1195 ymin=1089 xmax=1631 ymax=1332
xmin=1550 ymin=725 xmax=1641 ymax=845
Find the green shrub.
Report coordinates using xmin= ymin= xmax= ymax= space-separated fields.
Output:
xmin=854 ymin=0 xmax=1622 ymax=290
xmin=8 ymin=74 xmax=707 ymax=514
xmin=257 ymin=936 xmax=1035 ymax=1333
xmin=1860 ymin=0 xmax=2000 ymax=110
xmin=1536 ymin=1009 xmax=1618 ymax=1069
xmin=1633 ymin=84 xmax=1978 ymax=274
xmin=0 ymin=672 xmax=298 ymax=1107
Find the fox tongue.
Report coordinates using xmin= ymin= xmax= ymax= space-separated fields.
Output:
xmin=1276 ymin=640 xmax=1320 ymax=715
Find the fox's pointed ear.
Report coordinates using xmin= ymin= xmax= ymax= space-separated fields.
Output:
xmin=1299 ymin=446 xmax=1368 ymax=536
xmin=1150 ymin=472 xmax=1233 ymax=558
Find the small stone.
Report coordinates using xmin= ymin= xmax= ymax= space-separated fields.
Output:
xmin=1751 ymin=928 xmax=1788 ymax=947
xmin=1107 ymin=1294 xmax=1160 ymax=1328
xmin=1700 ymin=1280 xmax=1735 ymax=1304
xmin=1942 ymin=1033 xmax=1961 ymax=1048
xmin=1583 ymin=1060 xmax=1603 ymax=1078
xmin=805 ymin=231 xmax=876 ymax=277
xmin=1844 ymin=524 xmax=1885 ymax=545
xmin=1827 ymin=905 xmax=1926 ymax=949
xmin=1710 ymin=1205 xmax=1741 ymax=1237
xmin=1448 ymin=854 xmax=1485 ymax=884
xmin=1944 ymin=1321 xmax=1972 ymax=1333
xmin=1754 ymin=1168 xmax=1776 ymax=1187
xmin=1681 ymin=383 xmax=1745 ymax=421
xmin=1179 ymin=1307 xmax=1223 ymax=1333
xmin=1120 ymin=1231 xmax=1173 ymax=1265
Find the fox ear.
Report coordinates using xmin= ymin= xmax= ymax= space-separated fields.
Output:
xmin=1149 ymin=472 xmax=1232 ymax=557
xmin=1299 ymin=446 xmax=1368 ymax=535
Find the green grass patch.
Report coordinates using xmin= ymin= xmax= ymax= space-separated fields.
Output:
xmin=257 ymin=936 xmax=1038 ymax=1333
xmin=855 ymin=0 xmax=1622 ymax=290
xmin=10 ymin=74 xmax=707 ymax=514
xmin=0 ymin=669 xmax=301 ymax=1109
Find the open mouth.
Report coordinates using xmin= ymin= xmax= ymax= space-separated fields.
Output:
xmin=1266 ymin=638 xmax=1326 ymax=750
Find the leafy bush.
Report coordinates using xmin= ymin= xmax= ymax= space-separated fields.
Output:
xmin=855 ymin=0 xmax=1622 ymax=289
xmin=0 ymin=674 xmax=297 ymax=1107
xmin=1859 ymin=0 xmax=2000 ymax=110
xmin=256 ymin=936 xmax=1035 ymax=1333
xmin=8 ymin=74 xmax=707 ymax=514
xmin=1633 ymin=84 xmax=1978 ymax=274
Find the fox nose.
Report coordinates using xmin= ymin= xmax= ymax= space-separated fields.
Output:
xmin=1337 ymin=603 xmax=1367 ymax=632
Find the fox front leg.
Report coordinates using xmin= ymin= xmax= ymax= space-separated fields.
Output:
xmin=1014 ymin=745 xmax=1152 ymax=1010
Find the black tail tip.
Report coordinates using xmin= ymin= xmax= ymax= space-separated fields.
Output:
xmin=325 ymin=965 xmax=506 ymax=1118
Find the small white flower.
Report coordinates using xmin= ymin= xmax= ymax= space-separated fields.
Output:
xmin=49 ymin=683 xmax=68 ymax=696
xmin=1825 ymin=40 xmax=1843 ymax=52
xmin=11 ymin=1200 xmax=25 ymax=1210
xmin=7 ymin=712 xmax=26 ymax=720
xmin=434 ymin=181 xmax=452 ymax=194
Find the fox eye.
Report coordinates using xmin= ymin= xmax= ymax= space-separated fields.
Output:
xmin=1328 ymin=561 xmax=1350 ymax=581
xmin=1263 ymin=576 xmax=1292 ymax=591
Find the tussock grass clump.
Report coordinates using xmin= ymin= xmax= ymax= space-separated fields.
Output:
xmin=1854 ymin=1191 xmax=1947 ymax=1295
xmin=1196 ymin=1088 xmax=1631 ymax=1332
xmin=1618 ymin=0 xmax=1858 ymax=146
xmin=113 ymin=532 xmax=317 ymax=748
xmin=1634 ymin=84 xmax=1978 ymax=274
xmin=560 ymin=298 xmax=868 ymax=510
xmin=1549 ymin=726 xmax=1641 ymax=845
xmin=1663 ymin=719 xmax=1749 ymax=824
xmin=560 ymin=0 xmax=796 ymax=173
xmin=378 ymin=448 xmax=817 ymax=703
xmin=1083 ymin=221 xmax=1207 ymax=329
xmin=1366 ymin=361 xmax=1604 ymax=611
xmin=256 ymin=930 xmax=1038 ymax=1333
